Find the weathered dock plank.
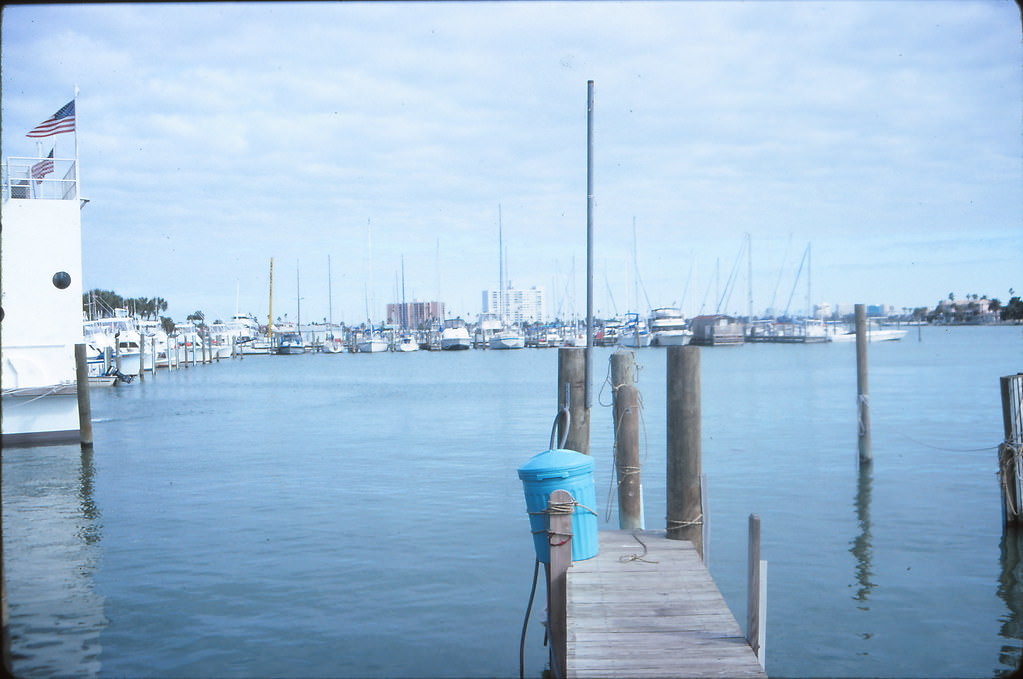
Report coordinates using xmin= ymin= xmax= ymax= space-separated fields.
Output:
xmin=566 ymin=530 xmax=767 ymax=679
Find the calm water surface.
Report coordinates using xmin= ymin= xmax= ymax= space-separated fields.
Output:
xmin=4 ymin=325 xmax=1022 ymax=678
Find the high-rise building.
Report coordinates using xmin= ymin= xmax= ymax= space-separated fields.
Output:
xmin=386 ymin=300 xmax=445 ymax=328
xmin=482 ymin=286 xmax=545 ymax=324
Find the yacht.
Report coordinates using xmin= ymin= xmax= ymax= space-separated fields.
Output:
xmin=648 ymin=307 xmax=691 ymax=346
xmin=489 ymin=327 xmax=525 ymax=350
xmin=395 ymin=335 xmax=420 ymax=352
xmin=440 ymin=318 xmax=472 ymax=350
xmin=82 ymin=310 xmax=143 ymax=377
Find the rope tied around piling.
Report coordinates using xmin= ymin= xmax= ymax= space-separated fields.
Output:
xmin=857 ymin=393 xmax=870 ymax=436
xmin=666 ymin=513 xmax=704 ymax=529
xmin=999 ymin=441 xmax=1023 ymax=517
xmin=529 ymin=500 xmax=599 ymax=544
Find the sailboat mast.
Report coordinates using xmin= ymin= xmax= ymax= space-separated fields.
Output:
xmin=328 ymin=254 xmax=333 ymax=326
xmin=296 ymin=260 xmax=302 ymax=338
xmin=268 ymin=257 xmax=274 ymax=336
xmin=807 ymin=243 xmax=813 ymax=318
xmin=401 ymin=254 xmax=407 ymax=331
xmin=747 ymin=233 xmax=753 ymax=321
xmin=498 ymin=204 xmax=504 ymax=325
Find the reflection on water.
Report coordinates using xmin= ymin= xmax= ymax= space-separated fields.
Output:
xmin=2 ymin=444 xmax=105 ymax=678
xmin=997 ymin=525 xmax=1023 ymax=676
xmin=850 ymin=464 xmax=876 ymax=610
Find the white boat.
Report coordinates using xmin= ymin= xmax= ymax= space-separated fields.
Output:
xmin=828 ymin=322 xmax=908 ymax=343
xmin=395 ymin=335 xmax=420 ymax=352
xmin=356 ymin=330 xmax=389 ymax=353
xmin=2 ymin=138 xmax=85 ymax=445
xmin=616 ymin=313 xmax=651 ymax=348
xmin=440 ymin=318 xmax=472 ymax=350
xmin=321 ymin=335 xmax=345 ymax=353
xmin=83 ymin=309 xmax=143 ymax=377
xmin=648 ymin=307 xmax=691 ymax=346
xmin=276 ymin=332 xmax=306 ymax=354
xmin=489 ymin=328 xmax=525 ymax=350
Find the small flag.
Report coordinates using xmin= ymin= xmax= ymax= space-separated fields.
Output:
xmin=31 ymin=149 xmax=55 ymax=182
xmin=26 ymin=100 xmax=75 ymax=138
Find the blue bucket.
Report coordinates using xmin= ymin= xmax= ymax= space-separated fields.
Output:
xmin=517 ymin=448 xmax=598 ymax=563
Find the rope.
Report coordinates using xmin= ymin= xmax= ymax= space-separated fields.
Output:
xmin=857 ymin=393 xmax=869 ymax=437
xmin=1000 ymin=441 xmax=1023 ymax=517
xmin=666 ymin=514 xmax=704 ymax=530
xmin=618 ymin=531 xmax=658 ymax=564
xmin=519 ymin=559 xmax=540 ymax=679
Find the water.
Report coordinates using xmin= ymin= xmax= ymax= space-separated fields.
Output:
xmin=4 ymin=325 xmax=1022 ymax=678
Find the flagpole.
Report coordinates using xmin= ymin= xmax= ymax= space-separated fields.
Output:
xmin=73 ymin=85 xmax=82 ymax=204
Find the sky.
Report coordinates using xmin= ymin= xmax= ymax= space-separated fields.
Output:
xmin=3 ymin=1 xmax=1020 ymax=325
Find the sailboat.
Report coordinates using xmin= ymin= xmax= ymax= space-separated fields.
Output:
xmin=276 ymin=261 xmax=306 ymax=354
xmin=488 ymin=205 xmax=524 ymax=350
xmin=322 ymin=254 xmax=344 ymax=353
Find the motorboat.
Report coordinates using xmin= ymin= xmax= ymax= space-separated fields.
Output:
xmin=276 ymin=332 xmax=306 ymax=354
xmin=648 ymin=307 xmax=691 ymax=346
xmin=440 ymin=318 xmax=472 ymax=350
xmin=489 ymin=327 xmax=525 ymax=350
xmin=356 ymin=330 xmax=389 ymax=353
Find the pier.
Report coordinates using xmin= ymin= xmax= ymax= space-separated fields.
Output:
xmin=564 ymin=530 xmax=766 ymax=679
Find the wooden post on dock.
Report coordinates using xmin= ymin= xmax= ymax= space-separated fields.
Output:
xmin=667 ymin=345 xmax=703 ymax=558
xmin=103 ymin=346 xmax=112 ymax=375
xmin=137 ymin=334 xmax=145 ymax=382
xmin=74 ymin=344 xmax=93 ymax=448
xmin=114 ymin=335 xmax=122 ymax=374
xmin=747 ymin=513 xmax=767 ymax=667
xmin=614 ymin=383 xmax=642 ymax=529
xmin=546 ymin=488 xmax=574 ymax=679
xmin=855 ymin=304 xmax=872 ymax=466
xmin=610 ymin=349 xmax=635 ymax=389
xmin=558 ymin=348 xmax=590 ymax=454
xmin=1000 ymin=374 xmax=1023 ymax=523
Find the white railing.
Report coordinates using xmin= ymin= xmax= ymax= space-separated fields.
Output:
xmin=3 ymin=156 xmax=77 ymax=201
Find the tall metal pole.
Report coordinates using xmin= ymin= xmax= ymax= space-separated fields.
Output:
xmin=855 ymin=303 xmax=872 ymax=465
xmin=585 ymin=80 xmax=595 ymax=409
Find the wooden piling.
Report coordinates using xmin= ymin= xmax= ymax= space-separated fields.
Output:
xmin=666 ymin=345 xmax=703 ymax=558
xmin=614 ymin=383 xmax=643 ymax=530
xmin=74 ymin=344 xmax=93 ymax=448
xmin=114 ymin=336 xmax=122 ymax=374
xmin=747 ymin=513 xmax=767 ymax=667
xmin=855 ymin=304 xmax=871 ymax=465
xmin=558 ymin=348 xmax=590 ymax=454
xmin=137 ymin=334 xmax=145 ymax=382
xmin=546 ymin=488 xmax=574 ymax=679
xmin=1000 ymin=374 xmax=1023 ymax=523
xmin=610 ymin=349 xmax=636 ymax=389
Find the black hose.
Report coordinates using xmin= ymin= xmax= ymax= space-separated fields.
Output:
xmin=519 ymin=558 xmax=541 ymax=679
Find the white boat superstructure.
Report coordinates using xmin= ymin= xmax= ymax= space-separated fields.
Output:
xmin=648 ymin=307 xmax=691 ymax=346
xmin=2 ymin=136 xmax=84 ymax=444
xmin=440 ymin=318 xmax=472 ymax=350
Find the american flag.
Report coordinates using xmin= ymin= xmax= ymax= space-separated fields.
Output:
xmin=26 ymin=100 xmax=75 ymax=138
xmin=31 ymin=149 xmax=55 ymax=181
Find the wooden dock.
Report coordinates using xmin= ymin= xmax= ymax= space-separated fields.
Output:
xmin=565 ymin=530 xmax=767 ymax=679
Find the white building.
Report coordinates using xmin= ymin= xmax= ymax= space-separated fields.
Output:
xmin=482 ymin=285 xmax=545 ymax=324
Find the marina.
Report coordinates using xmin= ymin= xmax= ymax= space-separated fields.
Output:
xmin=3 ymin=326 xmax=1022 ymax=678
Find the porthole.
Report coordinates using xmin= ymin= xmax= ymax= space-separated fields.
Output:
xmin=52 ymin=271 xmax=71 ymax=289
